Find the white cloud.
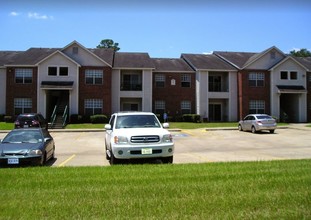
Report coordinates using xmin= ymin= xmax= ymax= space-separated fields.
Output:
xmin=203 ymin=51 xmax=213 ymax=55
xmin=28 ymin=12 xmax=53 ymax=20
xmin=9 ymin=11 xmax=20 ymax=16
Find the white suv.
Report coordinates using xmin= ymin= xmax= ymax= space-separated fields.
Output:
xmin=104 ymin=112 xmax=174 ymax=165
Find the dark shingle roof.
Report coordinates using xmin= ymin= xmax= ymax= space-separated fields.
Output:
xmin=152 ymin=58 xmax=194 ymax=72
xmin=89 ymin=48 xmax=115 ymax=66
xmin=113 ymin=52 xmax=154 ymax=69
xmin=293 ymin=56 xmax=311 ymax=71
xmin=6 ymin=48 xmax=59 ymax=66
xmin=181 ymin=53 xmax=237 ymax=71
xmin=0 ymin=51 xmax=22 ymax=66
xmin=214 ymin=51 xmax=256 ymax=69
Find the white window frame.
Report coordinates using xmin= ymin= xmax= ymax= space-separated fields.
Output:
xmin=14 ymin=98 xmax=32 ymax=114
xmin=249 ymin=72 xmax=264 ymax=87
xmin=181 ymin=100 xmax=191 ymax=114
xmin=181 ymin=74 xmax=191 ymax=87
xmin=84 ymin=99 xmax=103 ymax=115
xmin=15 ymin=68 xmax=33 ymax=84
xmin=85 ymin=69 xmax=103 ymax=85
xmin=48 ymin=66 xmax=69 ymax=77
xmin=249 ymin=100 xmax=265 ymax=114
xmin=280 ymin=70 xmax=298 ymax=80
xmin=155 ymin=74 xmax=165 ymax=87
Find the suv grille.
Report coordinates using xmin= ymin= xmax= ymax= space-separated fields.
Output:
xmin=131 ymin=135 xmax=160 ymax=143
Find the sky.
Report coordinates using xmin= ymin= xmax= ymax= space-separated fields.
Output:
xmin=1 ymin=0 xmax=311 ymax=58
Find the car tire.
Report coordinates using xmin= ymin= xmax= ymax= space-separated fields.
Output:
xmin=110 ymin=152 xmax=119 ymax=165
xmin=251 ymin=126 xmax=257 ymax=134
xmin=162 ymin=156 xmax=173 ymax=164
xmin=270 ymin=130 xmax=275 ymax=134
xmin=38 ymin=152 xmax=46 ymax=166
xmin=238 ymin=124 xmax=243 ymax=131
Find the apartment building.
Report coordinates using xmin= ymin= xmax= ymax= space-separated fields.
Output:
xmin=0 ymin=41 xmax=310 ymax=123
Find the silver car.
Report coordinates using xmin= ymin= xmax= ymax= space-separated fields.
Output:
xmin=238 ymin=114 xmax=277 ymax=133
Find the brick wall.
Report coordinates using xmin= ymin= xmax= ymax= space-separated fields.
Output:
xmin=238 ymin=70 xmax=271 ymax=119
xmin=78 ymin=66 xmax=112 ymax=116
xmin=6 ymin=67 xmax=38 ymax=117
xmin=152 ymin=72 xmax=196 ymax=118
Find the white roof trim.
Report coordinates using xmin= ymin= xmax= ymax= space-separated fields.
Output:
xmin=269 ymin=56 xmax=309 ymax=71
xmin=35 ymin=50 xmax=81 ymax=67
xmin=242 ymin=46 xmax=286 ymax=69
xmin=62 ymin=40 xmax=112 ymax=67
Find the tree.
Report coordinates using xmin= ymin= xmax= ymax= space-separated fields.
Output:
xmin=96 ymin=39 xmax=120 ymax=51
xmin=290 ymin=48 xmax=311 ymax=57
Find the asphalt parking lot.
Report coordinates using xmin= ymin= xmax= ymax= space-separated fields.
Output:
xmin=0 ymin=126 xmax=310 ymax=166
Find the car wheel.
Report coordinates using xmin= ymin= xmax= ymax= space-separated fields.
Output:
xmin=270 ymin=130 xmax=275 ymax=134
xmin=251 ymin=126 xmax=257 ymax=134
xmin=162 ymin=156 xmax=173 ymax=164
xmin=238 ymin=124 xmax=243 ymax=131
xmin=38 ymin=152 xmax=46 ymax=166
xmin=109 ymin=152 xmax=119 ymax=165
xmin=51 ymin=146 xmax=55 ymax=160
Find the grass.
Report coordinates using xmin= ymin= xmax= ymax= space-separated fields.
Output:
xmin=0 ymin=160 xmax=310 ymax=219
xmin=0 ymin=122 xmax=14 ymax=130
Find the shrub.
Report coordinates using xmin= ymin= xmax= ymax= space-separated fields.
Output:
xmin=90 ymin=115 xmax=108 ymax=124
xmin=182 ymin=114 xmax=201 ymax=123
xmin=0 ymin=114 xmax=4 ymax=122
xmin=70 ymin=114 xmax=83 ymax=124
xmin=4 ymin=115 xmax=13 ymax=123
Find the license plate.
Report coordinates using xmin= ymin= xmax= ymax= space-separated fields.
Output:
xmin=8 ymin=158 xmax=19 ymax=164
xmin=24 ymin=125 xmax=29 ymax=128
xmin=141 ymin=148 xmax=152 ymax=155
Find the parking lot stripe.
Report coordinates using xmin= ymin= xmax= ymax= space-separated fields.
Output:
xmin=58 ymin=154 xmax=76 ymax=167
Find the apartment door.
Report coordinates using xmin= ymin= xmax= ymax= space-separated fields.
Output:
xmin=209 ymin=104 xmax=221 ymax=121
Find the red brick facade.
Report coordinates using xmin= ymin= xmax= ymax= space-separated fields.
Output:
xmin=6 ymin=67 xmax=38 ymax=117
xmin=78 ymin=66 xmax=112 ymax=116
xmin=238 ymin=70 xmax=271 ymax=120
xmin=152 ymin=72 xmax=196 ymax=119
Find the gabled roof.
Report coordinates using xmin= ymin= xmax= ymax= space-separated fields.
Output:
xmin=114 ymin=52 xmax=154 ymax=69
xmin=62 ymin=40 xmax=112 ymax=67
xmin=269 ymin=56 xmax=309 ymax=71
xmin=36 ymin=50 xmax=81 ymax=67
xmin=214 ymin=51 xmax=256 ymax=69
xmin=90 ymin=48 xmax=114 ymax=66
xmin=151 ymin=58 xmax=194 ymax=72
xmin=181 ymin=53 xmax=237 ymax=71
xmin=5 ymin=48 xmax=58 ymax=66
xmin=0 ymin=51 xmax=21 ymax=66
xmin=293 ymin=56 xmax=311 ymax=71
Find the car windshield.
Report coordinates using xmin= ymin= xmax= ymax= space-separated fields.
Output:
xmin=2 ymin=130 xmax=43 ymax=143
xmin=115 ymin=115 xmax=161 ymax=129
xmin=257 ymin=115 xmax=272 ymax=120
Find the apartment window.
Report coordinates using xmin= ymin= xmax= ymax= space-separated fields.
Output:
xmin=280 ymin=71 xmax=288 ymax=80
xmin=249 ymin=72 xmax=264 ymax=87
xmin=155 ymin=100 xmax=165 ymax=114
xmin=249 ymin=100 xmax=265 ymax=114
xmin=155 ymin=74 xmax=165 ymax=88
xmin=48 ymin=67 xmax=57 ymax=76
xmin=181 ymin=100 xmax=191 ymax=114
xmin=59 ymin=67 xmax=68 ymax=76
xmin=121 ymin=71 xmax=142 ymax=91
xmin=84 ymin=99 xmax=103 ymax=115
xmin=290 ymin=71 xmax=297 ymax=80
xmin=209 ymin=75 xmax=222 ymax=91
xmin=48 ymin=66 xmax=68 ymax=76
xmin=85 ymin=69 xmax=103 ymax=85
xmin=14 ymin=98 xmax=32 ymax=115
xmin=15 ymin=69 xmax=33 ymax=84
xmin=181 ymin=74 xmax=191 ymax=87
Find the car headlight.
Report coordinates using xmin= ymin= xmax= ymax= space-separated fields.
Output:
xmin=162 ymin=134 xmax=173 ymax=143
xmin=28 ymin=149 xmax=43 ymax=155
xmin=114 ymin=136 xmax=128 ymax=144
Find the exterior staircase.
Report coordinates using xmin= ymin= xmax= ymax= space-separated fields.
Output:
xmin=49 ymin=97 xmax=68 ymax=129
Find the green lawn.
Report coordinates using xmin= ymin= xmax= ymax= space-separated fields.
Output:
xmin=0 ymin=160 xmax=310 ymax=219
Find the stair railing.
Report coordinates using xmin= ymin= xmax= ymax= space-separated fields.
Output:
xmin=50 ymin=105 xmax=58 ymax=128
xmin=62 ymin=105 xmax=68 ymax=128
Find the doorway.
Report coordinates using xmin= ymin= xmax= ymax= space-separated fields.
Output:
xmin=280 ymin=93 xmax=299 ymax=122
xmin=46 ymin=90 xmax=69 ymax=121
xmin=209 ymin=104 xmax=222 ymax=121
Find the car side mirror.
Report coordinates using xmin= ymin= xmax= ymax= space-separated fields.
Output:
xmin=105 ymin=124 xmax=112 ymax=130
xmin=163 ymin=123 xmax=169 ymax=128
xmin=44 ymin=137 xmax=51 ymax=142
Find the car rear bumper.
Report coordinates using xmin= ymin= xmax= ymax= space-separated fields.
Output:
xmin=257 ymin=125 xmax=277 ymax=131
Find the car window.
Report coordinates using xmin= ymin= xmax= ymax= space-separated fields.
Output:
xmin=109 ymin=115 xmax=116 ymax=129
xmin=116 ymin=115 xmax=160 ymax=129
xmin=3 ymin=130 xmax=43 ymax=143
xmin=257 ymin=115 xmax=272 ymax=119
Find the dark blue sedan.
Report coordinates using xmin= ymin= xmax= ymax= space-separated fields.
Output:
xmin=0 ymin=128 xmax=55 ymax=166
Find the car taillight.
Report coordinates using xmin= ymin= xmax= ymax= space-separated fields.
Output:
xmin=15 ymin=121 xmax=20 ymax=125
xmin=257 ymin=121 xmax=262 ymax=124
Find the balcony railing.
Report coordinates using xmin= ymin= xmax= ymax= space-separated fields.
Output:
xmin=120 ymin=83 xmax=142 ymax=91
